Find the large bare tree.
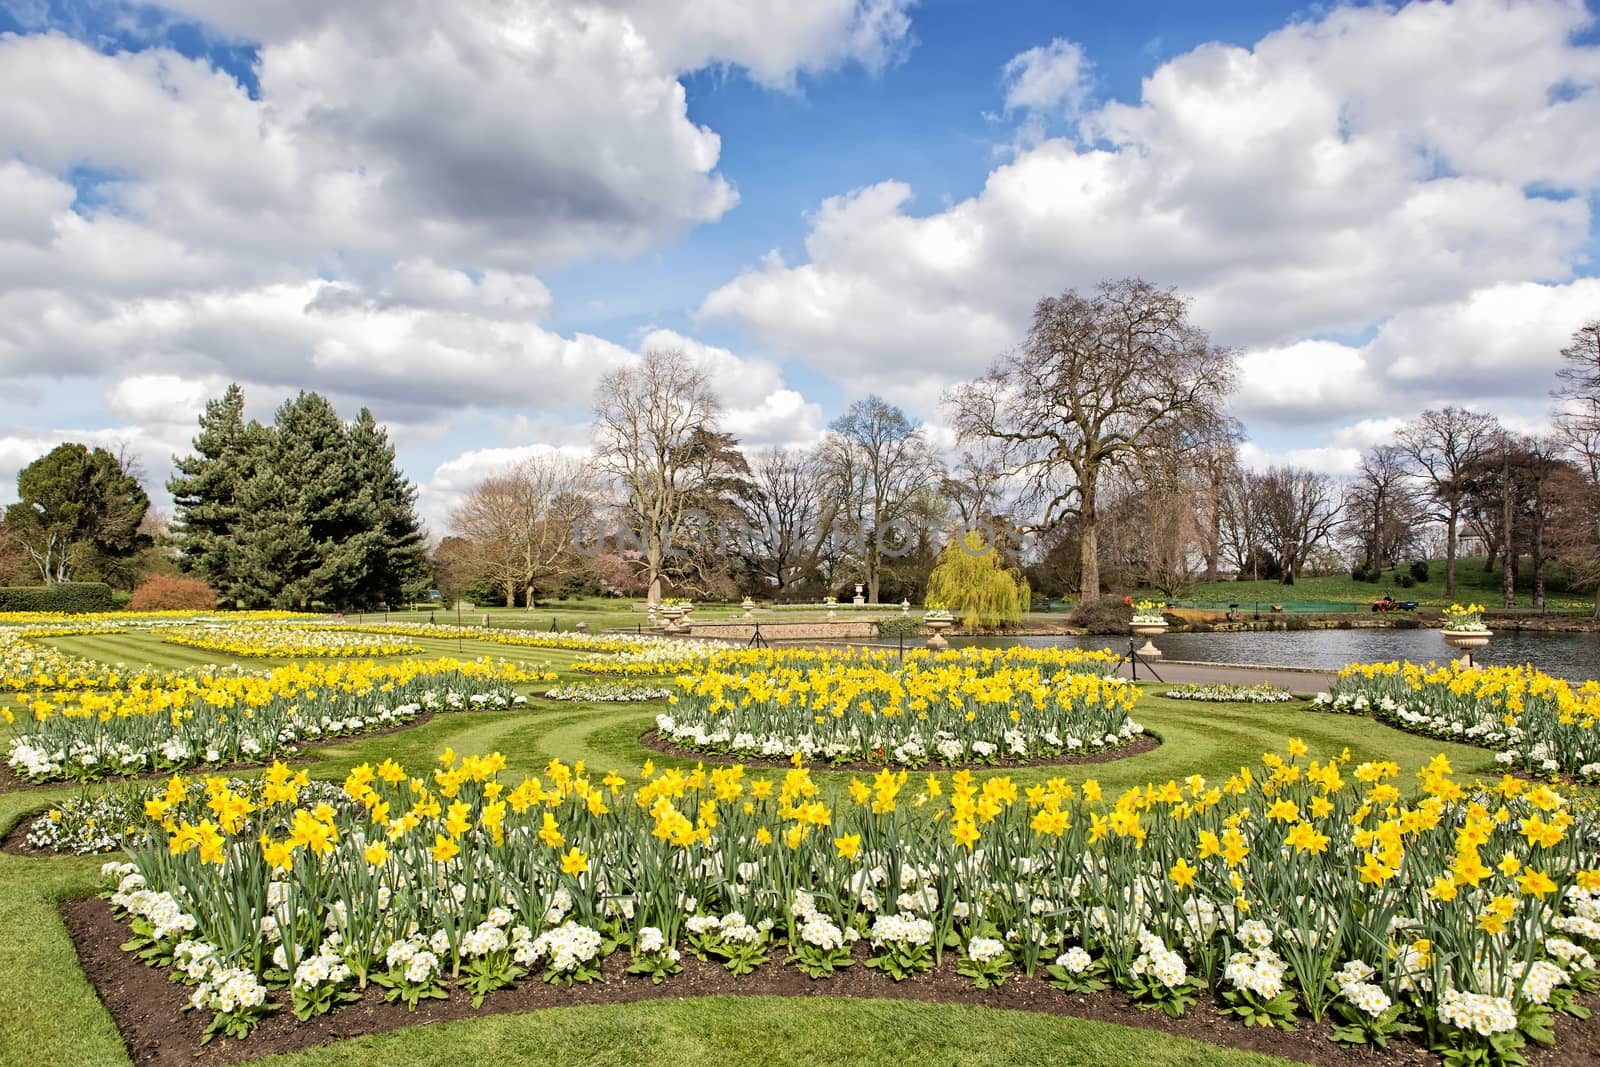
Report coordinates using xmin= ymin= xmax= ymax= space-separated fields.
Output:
xmin=1395 ymin=407 xmax=1500 ymax=598
xmin=448 ymin=454 xmax=595 ymax=607
xmin=592 ymin=348 xmax=722 ymax=603
xmin=1554 ymin=319 xmax=1600 ymax=431
xmin=947 ymin=278 xmax=1235 ymax=602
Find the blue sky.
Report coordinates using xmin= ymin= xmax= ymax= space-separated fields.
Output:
xmin=0 ymin=0 xmax=1597 ymax=530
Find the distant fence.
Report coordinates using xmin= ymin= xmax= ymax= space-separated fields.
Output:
xmin=1171 ymin=599 xmax=1366 ymax=615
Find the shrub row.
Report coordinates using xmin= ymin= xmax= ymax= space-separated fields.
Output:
xmin=0 ymin=582 xmax=115 ymax=612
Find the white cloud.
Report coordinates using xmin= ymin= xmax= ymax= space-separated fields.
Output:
xmin=1233 ymin=278 xmax=1600 ymax=430
xmin=103 ymin=374 xmax=223 ymax=427
xmin=1002 ymin=37 xmax=1093 ymax=116
xmin=154 ymin=0 xmax=914 ymax=88
xmin=702 ymin=0 xmax=1600 ymax=414
xmin=1237 ymin=439 xmax=1362 ymax=478
xmin=597 ymin=0 xmax=915 ymax=88
xmin=0 ymin=0 xmax=913 ymax=463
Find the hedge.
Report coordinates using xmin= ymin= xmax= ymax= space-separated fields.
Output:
xmin=0 ymin=582 xmax=116 ymax=613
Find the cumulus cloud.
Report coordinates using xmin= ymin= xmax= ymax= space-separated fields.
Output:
xmin=0 ymin=0 xmax=906 ymax=426
xmin=1002 ymin=37 xmax=1093 ymax=116
xmin=703 ymin=0 xmax=1600 ymax=417
xmin=1233 ymin=278 xmax=1600 ymax=431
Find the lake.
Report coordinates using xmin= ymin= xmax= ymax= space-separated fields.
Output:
xmin=904 ymin=628 xmax=1600 ymax=683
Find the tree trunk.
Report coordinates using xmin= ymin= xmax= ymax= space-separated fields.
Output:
xmin=504 ymin=581 xmax=516 ymax=608
xmin=1444 ymin=502 xmax=1459 ymax=599
xmin=1502 ymin=449 xmax=1516 ymax=609
xmin=1078 ymin=483 xmax=1100 ymax=602
xmin=646 ymin=529 xmax=664 ymax=605
xmin=866 ymin=538 xmax=881 ymax=603
xmin=1370 ymin=484 xmax=1384 ymax=572
xmin=1203 ymin=482 xmax=1221 ymax=582
xmin=1532 ymin=506 xmax=1545 ymax=611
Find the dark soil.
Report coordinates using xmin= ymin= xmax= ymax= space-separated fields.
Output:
xmin=638 ymin=730 xmax=1161 ymax=772
xmin=1 ymin=808 xmax=64 ymax=857
xmin=63 ymin=897 xmax=1600 ymax=1067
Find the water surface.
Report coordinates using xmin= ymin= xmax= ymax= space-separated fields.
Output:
xmin=877 ymin=629 xmax=1600 ymax=683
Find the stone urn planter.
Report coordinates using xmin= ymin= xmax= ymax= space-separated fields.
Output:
xmin=1441 ymin=628 xmax=1491 ymax=667
xmin=741 ymin=597 xmax=756 ymax=621
xmin=1130 ymin=619 xmax=1168 ymax=659
xmin=925 ymin=616 xmax=953 ymax=650
xmin=853 ymin=584 xmax=865 ymax=606
xmin=660 ymin=604 xmax=686 ymax=633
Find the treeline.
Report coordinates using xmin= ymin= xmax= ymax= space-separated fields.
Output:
xmin=442 ymin=281 xmax=1600 ymax=618
xmin=0 ymin=387 xmax=429 ymax=611
xmin=6 ymin=280 xmax=1597 ymax=617
xmin=441 ymin=279 xmax=1239 ymax=609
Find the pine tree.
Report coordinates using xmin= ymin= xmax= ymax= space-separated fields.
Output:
xmin=347 ymin=409 xmax=430 ymax=608
xmin=168 ymin=384 xmax=258 ymax=601
xmin=172 ymin=387 xmax=433 ymax=610
xmin=234 ymin=392 xmax=364 ymax=609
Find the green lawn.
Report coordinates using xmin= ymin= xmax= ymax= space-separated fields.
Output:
xmin=1168 ymin=555 xmax=1596 ymax=614
xmin=0 ymin=630 xmax=1554 ymax=1067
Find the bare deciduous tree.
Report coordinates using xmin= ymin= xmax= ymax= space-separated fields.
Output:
xmin=1255 ymin=466 xmax=1342 ymax=586
xmin=1555 ymin=320 xmax=1600 ymax=618
xmin=739 ymin=446 xmax=833 ymax=596
xmin=448 ymin=454 xmax=596 ymax=607
xmin=1554 ymin=319 xmax=1600 ymax=431
xmin=818 ymin=395 xmax=942 ymax=602
xmin=1342 ymin=444 xmax=1424 ymax=572
xmin=1395 ymin=407 xmax=1500 ymax=598
xmin=592 ymin=348 xmax=722 ymax=603
xmin=947 ymin=278 xmax=1235 ymax=601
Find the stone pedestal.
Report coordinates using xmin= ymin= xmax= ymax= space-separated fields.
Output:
xmin=1442 ymin=629 xmax=1491 ymax=667
xmin=1131 ymin=621 xmax=1168 ymax=658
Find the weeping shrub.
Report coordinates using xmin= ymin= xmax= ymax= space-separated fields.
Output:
xmin=925 ymin=530 xmax=1030 ymax=629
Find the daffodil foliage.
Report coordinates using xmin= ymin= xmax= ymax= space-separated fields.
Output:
xmin=660 ymin=650 xmax=1140 ymax=766
xmin=4 ymin=658 xmax=552 ymax=782
xmin=106 ymin=743 xmax=1600 ymax=1063
xmin=158 ymin=624 xmax=424 ymax=658
xmin=1318 ymin=661 xmax=1600 ymax=781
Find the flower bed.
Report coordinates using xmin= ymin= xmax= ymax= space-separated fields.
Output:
xmin=3 ymin=658 xmax=553 ymax=782
xmin=1162 ymin=683 xmax=1295 ymax=704
xmin=16 ymin=775 xmax=350 ymax=855
xmin=0 ymin=609 xmax=313 ymax=626
xmin=0 ymin=628 xmax=269 ymax=693
xmin=573 ymin=643 xmax=1120 ymax=679
xmin=157 ymin=624 xmax=424 ymax=658
xmin=330 ymin=622 xmax=664 ymax=655
xmin=658 ymin=656 xmax=1142 ymax=766
xmin=1314 ymin=661 xmax=1600 ymax=781
xmin=101 ymin=743 xmax=1600 ymax=1063
xmin=544 ymin=682 xmax=676 ymax=703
